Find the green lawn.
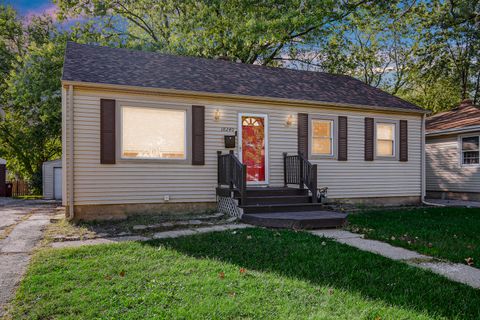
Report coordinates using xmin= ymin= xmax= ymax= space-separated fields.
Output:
xmin=348 ymin=207 xmax=480 ymax=267
xmin=9 ymin=228 xmax=480 ymax=319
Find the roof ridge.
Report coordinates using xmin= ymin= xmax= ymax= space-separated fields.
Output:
xmin=66 ymin=41 xmax=349 ymax=79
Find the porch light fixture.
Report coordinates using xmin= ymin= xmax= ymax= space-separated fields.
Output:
xmin=286 ymin=114 xmax=293 ymax=126
xmin=214 ymin=109 xmax=221 ymax=121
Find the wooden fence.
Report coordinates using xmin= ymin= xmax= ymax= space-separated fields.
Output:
xmin=7 ymin=180 xmax=29 ymax=197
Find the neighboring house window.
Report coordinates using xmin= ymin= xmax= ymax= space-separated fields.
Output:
xmin=461 ymin=136 xmax=479 ymax=165
xmin=376 ymin=122 xmax=396 ymax=157
xmin=311 ymin=119 xmax=334 ymax=156
xmin=121 ymin=106 xmax=186 ymax=160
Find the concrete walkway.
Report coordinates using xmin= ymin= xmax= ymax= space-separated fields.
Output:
xmin=51 ymin=223 xmax=251 ymax=249
xmin=0 ymin=200 xmax=57 ymax=317
xmin=50 ymin=222 xmax=480 ymax=290
xmin=425 ymin=198 xmax=480 ymax=208
xmin=311 ymin=230 xmax=480 ymax=289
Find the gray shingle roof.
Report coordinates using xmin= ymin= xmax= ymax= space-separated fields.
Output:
xmin=62 ymin=42 xmax=423 ymax=112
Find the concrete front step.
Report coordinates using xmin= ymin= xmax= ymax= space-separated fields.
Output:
xmin=241 ymin=211 xmax=347 ymax=229
xmin=240 ymin=202 xmax=327 ymax=214
xmin=241 ymin=195 xmax=312 ymax=205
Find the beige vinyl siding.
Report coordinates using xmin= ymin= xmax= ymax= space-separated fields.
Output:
xmin=426 ymin=134 xmax=480 ymax=192
xmin=67 ymin=87 xmax=422 ymax=205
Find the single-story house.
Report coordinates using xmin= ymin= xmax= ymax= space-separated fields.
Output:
xmin=62 ymin=42 xmax=427 ymax=221
xmin=426 ymin=99 xmax=480 ymax=200
xmin=42 ymin=159 xmax=62 ymax=200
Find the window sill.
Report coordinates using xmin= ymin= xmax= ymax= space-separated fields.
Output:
xmin=375 ymin=155 xmax=399 ymax=161
xmin=117 ymin=158 xmax=191 ymax=165
xmin=310 ymin=154 xmax=336 ymax=160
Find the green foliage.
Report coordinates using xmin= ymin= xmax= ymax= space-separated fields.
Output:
xmin=0 ymin=5 xmax=120 ymax=192
xmin=3 ymin=41 xmax=63 ymax=190
xmin=54 ymin=0 xmax=376 ymax=64
xmin=0 ymin=9 xmax=62 ymax=192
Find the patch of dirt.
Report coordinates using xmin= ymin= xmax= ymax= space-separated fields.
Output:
xmin=44 ymin=210 xmax=236 ymax=243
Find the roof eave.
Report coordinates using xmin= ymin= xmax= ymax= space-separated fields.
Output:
xmin=426 ymin=125 xmax=480 ymax=137
xmin=61 ymin=80 xmax=428 ymax=115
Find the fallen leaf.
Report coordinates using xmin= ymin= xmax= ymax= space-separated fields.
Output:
xmin=391 ymin=236 xmax=396 ymax=240
xmin=246 ymin=235 xmax=252 ymax=240
xmin=321 ymin=241 xmax=326 ymax=246
xmin=229 ymin=292 xmax=236 ymax=297
xmin=239 ymin=268 xmax=246 ymax=274
xmin=427 ymin=243 xmax=433 ymax=248
xmin=219 ymin=272 xmax=225 ymax=279
xmin=119 ymin=270 xmax=126 ymax=277
xmin=465 ymin=257 xmax=474 ymax=266
xmin=328 ymin=289 xmax=334 ymax=295
xmin=104 ymin=275 xmax=112 ymax=281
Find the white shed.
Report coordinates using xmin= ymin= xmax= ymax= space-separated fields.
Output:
xmin=43 ymin=159 xmax=62 ymax=200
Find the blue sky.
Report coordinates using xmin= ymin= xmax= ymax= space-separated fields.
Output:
xmin=3 ymin=0 xmax=55 ymax=15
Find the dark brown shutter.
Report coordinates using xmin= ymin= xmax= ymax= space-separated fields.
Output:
xmin=364 ymin=117 xmax=374 ymax=161
xmin=192 ymin=105 xmax=205 ymax=165
xmin=399 ymin=120 xmax=408 ymax=162
xmin=100 ymin=99 xmax=116 ymax=164
xmin=298 ymin=113 xmax=308 ymax=158
xmin=338 ymin=116 xmax=348 ymax=161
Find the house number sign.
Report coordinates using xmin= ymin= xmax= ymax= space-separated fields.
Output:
xmin=221 ymin=127 xmax=235 ymax=133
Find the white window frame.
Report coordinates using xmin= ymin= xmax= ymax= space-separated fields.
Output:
xmin=459 ymin=134 xmax=480 ymax=167
xmin=374 ymin=119 xmax=399 ymax=160
xmin=117 ymin=101 xmax=191 ymax=164
xmin=308 ymin=114 xmax=336 ymax=159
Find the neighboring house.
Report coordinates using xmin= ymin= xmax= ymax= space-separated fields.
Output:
xmin=426 ymin=100 xmax=480 ymax=200
xmin=42 ymin=159 xmax=62 ymax=200
xmin=61 ymin=42 xmax=427 ymax=221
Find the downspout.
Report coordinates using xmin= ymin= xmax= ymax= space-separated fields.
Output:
xmin=420 ymin=114 xmax=442 ymax=206
xmin=68 ymin=85 xmax=75 ymax=219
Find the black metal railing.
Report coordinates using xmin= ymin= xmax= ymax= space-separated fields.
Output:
xmin=283 ymin=152 xmax=318 ymax=202
xmin=217 ymin=150 xmax=247 ymax=204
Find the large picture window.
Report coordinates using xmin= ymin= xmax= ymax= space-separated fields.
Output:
xmin=461 ymin=136 xmax=479 ymax=165
xmin=121 ymin=106 xmax=186 ymax=160
xmin=311 ymin=119 xmax=333 ymax=156
xmin=376 ymin=122 xmax=396 ymax=157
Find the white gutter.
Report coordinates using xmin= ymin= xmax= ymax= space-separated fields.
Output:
xmin=68 ymin=85 xmax=74 ymax=220
xmin=426 ymin=125 xmax=480 ymax=137
xmin=61 ymin=80 xmax=429 ymax=116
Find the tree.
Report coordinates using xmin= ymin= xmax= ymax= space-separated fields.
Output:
xmin=410 ymin=0 xmax=480 ymax=109
xmin=0 ymin=6 xmax=119 ymax=193
xmin=55 ymin=0 xmax=375 ymax=65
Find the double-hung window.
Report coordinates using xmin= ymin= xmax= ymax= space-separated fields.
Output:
xmin=121 ymin=106 xmax=187 ymax=160
xmin=461 ymin=136 xmax=479 ymax=165
xmin=311 ymin=119 xmax=334 ymax=156
xmin=376 ymin=122 xmax=396 ymax=157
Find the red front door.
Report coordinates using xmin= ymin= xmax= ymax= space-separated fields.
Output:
xmin=241 ymin=115 xmax=266 ymax=183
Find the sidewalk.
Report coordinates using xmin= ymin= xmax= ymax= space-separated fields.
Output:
xmin=311 ymin=229 xmax=480 ymax=289
xmin=0 ymin=202 xmax=57 ymax=317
